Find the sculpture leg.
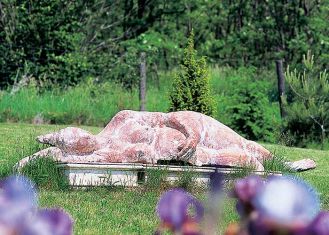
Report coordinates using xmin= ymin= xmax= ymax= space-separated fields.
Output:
xmin=77 ymin=144 xmax=155 ymax=164
xmin=92 ymin=147 xmax=126 ymax=163
xmin=17 ymin=147 xmax=114 ymax=167
xmin=190 ymin=147 xmax=264 ymax=171
xmin=16 ymin=147 xmax=64 ymax=169
xmin=246 ymin=140 xmax=272 ymax=162
xmin=59 ymin=153 xmax=110 ymax=163
xmin=121 ymin=143 xmax=156 ymax=164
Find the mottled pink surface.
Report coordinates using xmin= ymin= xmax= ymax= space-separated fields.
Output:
xmin=20 ymin=110 xmax=273 ymax=170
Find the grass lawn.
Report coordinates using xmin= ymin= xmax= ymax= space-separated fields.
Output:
xmin=0 ymin=123 xmax=328 ymax=234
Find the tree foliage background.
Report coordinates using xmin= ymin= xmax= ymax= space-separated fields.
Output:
xmin=0 ymin=0 xmax=328 ymax=88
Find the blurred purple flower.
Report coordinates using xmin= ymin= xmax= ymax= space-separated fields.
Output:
xmin=0 ymin=175 xmax=73 ymax=235
xmin=0 ymin=175 xmax=38 ymax=227
xmin=156 ymin=188 xmax=204 ymax=233
xmin=253 ymin=175 xmax=320 ymax=228
xmin=234 ymin=175 xmax=263 ymax=203
xmin=307 ymin=211 xmax=329 ymax=235
xmin=247 ymin=217 xmax=272 ymax=235
xmin=233 ymin=175 xmax=263 ymax=216
xmin=204 ymin=170 xmax=224 ymax=235
xmin=209 ymin=170 xmax=223 ymax=194
xmin=21 ymin=208 xmax=73 ymax=235
xmin=1 ymin=175 xmax=37 ymax=204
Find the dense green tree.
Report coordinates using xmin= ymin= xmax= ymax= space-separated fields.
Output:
xmin=225 ymin=78 xmax=278 ymax=142
xmin=203 ymin=0 xmax=328 ymax=67
xmin=169 ymin=31 xmax=214 ymax=116
xmin=0 ymin=0 xmax=328 ymax=88
xmin=0 ymin=0 xmax=91 ymax=88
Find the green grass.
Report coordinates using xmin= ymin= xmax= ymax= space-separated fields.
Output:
xmin=21 ymin=157 xmax=70 ymax=190
xmin=265 ymin=143 xmax=329 ymax=206
xmin=0 ymin=123 xmax=328 ymax=234
xmin=0 ymin=67 xmax=280 ymax=128
xmin=0 ymin=75 xmax=171 ymax=126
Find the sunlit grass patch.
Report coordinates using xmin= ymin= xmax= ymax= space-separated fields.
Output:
xmin=0 ymin=123 xmax=328 ymax=234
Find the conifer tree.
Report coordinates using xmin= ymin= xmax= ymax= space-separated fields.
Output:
xmin=169 ymin=31 xmax=215 ymax=116
xmin=285 ymin=51 xmax=329 ymax=149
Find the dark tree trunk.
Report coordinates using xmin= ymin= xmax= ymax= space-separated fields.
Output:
xmin=137 ymin=0 xmax=146 ymax=19
xmin=275 ymin=59 xmax=286 ymax=119
xmin=123 ymin=0 xmax=132 ymax=40
xmin=152 ymin=62 xmax=160 ymax=90
xmin=139 ymin=52 xmax=147 ymax=111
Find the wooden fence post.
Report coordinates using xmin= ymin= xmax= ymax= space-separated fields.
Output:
xmin=139 ymin=52 xmax=146 ymax=111
xmin=275 ymin=59 xmax=286 ymax=118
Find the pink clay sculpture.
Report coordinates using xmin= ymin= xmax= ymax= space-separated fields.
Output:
xmin=19 ymin=110 xmax=273 ymax=171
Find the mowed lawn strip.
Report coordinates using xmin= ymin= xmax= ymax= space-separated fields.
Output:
xmin=0 ymin=123 xmax=328 ymax=234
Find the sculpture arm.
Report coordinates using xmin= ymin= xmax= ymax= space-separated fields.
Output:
xmin=165 ymin=112 xmax=201 ymax=161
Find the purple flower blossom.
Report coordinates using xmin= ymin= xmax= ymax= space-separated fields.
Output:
xmin=209 ymin=170 xmax=223 ymax=194
xmin=156 ymin=189 xmax=204 ymax=233
xmin=247 ymin=217 xmax=272 ymax=235
xmin=233 ymin=175 xmax=263 ymax=216
xmin=0 ymin=175 xmax=73 ymax=235
xmin=234 ymin=175 xmax=263 ymax=203
xmin=0 ymin=175 xmax=38 ymax=227
xmin=21 ymin=208 xmax=73 ymax=235
xmin=307 ymin=211 xmax=329 ymax=235
xmin=253 ymin=176 xmax=320 ymax=228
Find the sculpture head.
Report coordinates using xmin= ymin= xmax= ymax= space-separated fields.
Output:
xmin=37 ymin=127 xmax=100 ymax=155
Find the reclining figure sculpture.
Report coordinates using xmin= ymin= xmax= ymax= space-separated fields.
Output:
xmin=18 ymin=110 xmax=273 ymax=171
